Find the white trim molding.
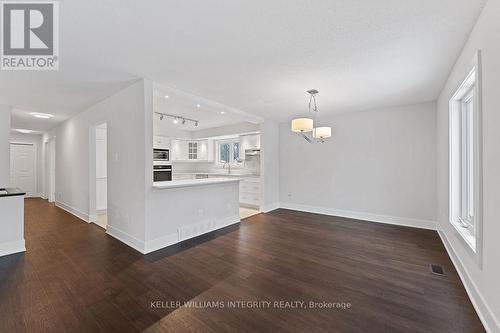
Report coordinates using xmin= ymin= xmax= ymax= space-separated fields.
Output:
xmin=108 ymin=215 xmax=241 ymax=255
xmin=438 ymin=229 xmax=499 ymax=333
xmin=144 ymin=233 xmax=179 ymax=254
xmin=279 ymin=202 xmax=436 ymax=230
xmin=0 ymin=240 xmax=26 ymax=257
xmin=106 ymin=225 xmax=146 ymax=253
xmin=261 ymin=202 xmax=280 ymax=213
xmin=55 ymin=201 xmax=92 ymax=223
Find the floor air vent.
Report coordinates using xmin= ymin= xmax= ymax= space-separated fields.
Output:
xmin=430 ymin=264 xmax=445 ymax=276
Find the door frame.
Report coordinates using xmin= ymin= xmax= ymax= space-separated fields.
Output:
xmin=10 ymin=142 xmax=38 ymax=198
xmin=47 ymin=137 xmax=56 ymax=203
xmin=89 ymin=121 xmax=108 ymax=225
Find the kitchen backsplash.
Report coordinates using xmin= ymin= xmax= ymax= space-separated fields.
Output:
xmin=173 ymin=155 xmax=260 ymax=175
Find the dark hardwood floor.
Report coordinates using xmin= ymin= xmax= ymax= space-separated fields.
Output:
xmin=0 ymin=198 xmax=484 ymax=332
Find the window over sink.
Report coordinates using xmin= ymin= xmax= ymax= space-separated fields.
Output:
xmin=218 ymin=139 xmax=242 ymax=166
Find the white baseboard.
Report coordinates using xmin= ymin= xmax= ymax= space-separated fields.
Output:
xmin=438 ymin=229 xmax=499 ymax=333
xmin=0 ymin=240 xmax=26 ymax=257
xmin=106 ymin=225 xmax=146 ymax=254
xmin=143 ymin=215 xmax=240 ymax=255
xmin=55 ymin=201 xmax=92 ymax=223
xmin=261 ymin=202 xmax=280 ymax=213
xmin=88 ymin=214 xmax=97 ymax=223
xmin=144 ymin=233 xmax=178 ymax=254
xmin=279 ymin=202 xmax=436 ymax=230
xmin=217 ymin=214 xmax=240 ymax=229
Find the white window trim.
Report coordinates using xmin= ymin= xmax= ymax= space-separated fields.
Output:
xmin=448 ymin=50 xmax=483 ymax=268
xmin=216 ymin=139 xmax=243 ymax=168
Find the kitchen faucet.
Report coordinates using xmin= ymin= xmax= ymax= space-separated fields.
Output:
xmin=223 ymin=162 xmax=231 ymax=174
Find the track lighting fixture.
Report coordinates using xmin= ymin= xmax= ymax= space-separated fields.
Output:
xmin=154 ymin=112 xmax=200 ymax=128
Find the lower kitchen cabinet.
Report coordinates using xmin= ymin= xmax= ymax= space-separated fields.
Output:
xmin=239 ymin=177 xmax=261 ymax=208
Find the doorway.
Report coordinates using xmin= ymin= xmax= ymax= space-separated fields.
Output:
xmin=92 ymin=123 xmax=107 ymax=229
xmin=10 ymin=143 xmax=36 ymax=197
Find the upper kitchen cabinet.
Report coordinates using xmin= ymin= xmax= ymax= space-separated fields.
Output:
xmin=171 ymin=139 xmax=187 ymax=161
xmin=239 ymin=134 xmax=261 ymax=160
xmin=171 ymin=139 xmax=214 ymax=162
xmin=154 ymin=135 xmax=171 ymax=149
xmin=198 ymin=139 xmax=214 ymax=162
xmin=187 ymin=141 xmax=198 ymax=160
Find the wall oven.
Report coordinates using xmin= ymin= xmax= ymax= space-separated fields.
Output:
xmin=153 ymin=148 xmax=170 ymax=162
xmin=153 ymin=165 xmax=172 ymax=182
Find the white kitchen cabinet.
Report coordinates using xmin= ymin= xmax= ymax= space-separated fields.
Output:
xmin=154 ymin=135 xmax=171 ymax=149
xmin=239 ymin=134 xmax=261 ymax=160
xmin=171 ymin=139 xmax=187 ymax=161
xmin=239 ymin=176 xmax=261 ymax=208
xmin=198 ymin=139 xmax=214 ymax=162
xmin=171 ymin=139 xmax=214 ymax=162
xmin=187 ymin=141 xmax=198 ymax=160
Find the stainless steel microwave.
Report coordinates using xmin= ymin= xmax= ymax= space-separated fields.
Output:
xmin=153 ymin=148 xmax=169 ymax=161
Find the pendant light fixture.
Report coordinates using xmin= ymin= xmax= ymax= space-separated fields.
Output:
xmin=291 ymin=89 xmax=332 ymax=143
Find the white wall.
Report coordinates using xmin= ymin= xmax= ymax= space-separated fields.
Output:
xmin=53 ymin=79 xmax=150 ymax=245
xmin=10 ymin=132 xmax=44 ymax=196
xmin=436 ymin=0 xmax=500 ymax=331
xmin=0 ymin=106 xmax=11 ymax=187
xmin=279 ymin=102 xmax=437 ymax=229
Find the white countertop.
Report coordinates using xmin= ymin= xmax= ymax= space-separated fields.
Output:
xmin=153 ymin=177 xmax=241 ymax=189
xmin=174 ymin=172 xmax=260 ymax=177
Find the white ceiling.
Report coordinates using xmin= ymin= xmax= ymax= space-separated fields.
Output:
xmin=153 ymin=85 xmax=261 ymax=131
xmin=2 ymin=0 xmax=486 ymax=132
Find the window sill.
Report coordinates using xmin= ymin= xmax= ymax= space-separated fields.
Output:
xmin=450 ymin=220 xmax=476 ymax=252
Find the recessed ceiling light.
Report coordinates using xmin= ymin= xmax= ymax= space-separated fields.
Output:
xmin=164 ymin=95 xmax=169 ymax=99
xmin=16 ymin=129 xmax=32 ymax=134
xmin=220 ymin=111 xmax=225 ymax=114
xmin=173 ymin=117 xmax=179 ymax=124
xmin=30 ymin=112 xmax=53 ymax=119
xmin=196 ymin=104 xmax=201 ymax=108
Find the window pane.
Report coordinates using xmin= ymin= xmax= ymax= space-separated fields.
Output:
xmin=220 ymin=143 xmax=229 ymax=163
xmin=232 ymin=142 xmax=239 ymax=163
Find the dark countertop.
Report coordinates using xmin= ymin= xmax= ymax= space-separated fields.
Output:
xmin=0 ymin=188 xmax=26 ymax=198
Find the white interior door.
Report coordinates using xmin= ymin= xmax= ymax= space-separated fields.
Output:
xmin=10 ymin=144 xmax=36 ymax=196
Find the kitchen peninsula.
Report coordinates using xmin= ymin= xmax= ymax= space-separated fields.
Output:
xmin=142 ymin=177 xmax=241 ymax=254
xmin=0 ymin=188 xmax=26 ymax=257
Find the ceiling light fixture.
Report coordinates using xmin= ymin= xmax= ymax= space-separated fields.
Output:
xmin=30 ymin=112 xmax=53 ymax=119
xmin=291 ymin=89 xmax=332 ymax=143
xmin=196 ymin=104 xmax=201 ymax=108
xmin=154 ymin=112 xmax=200 ymax=128
xmin=164 ymin=95 xmax=169 ymax=99
xmin=220 ymin=111 xmax=225 ymax=115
